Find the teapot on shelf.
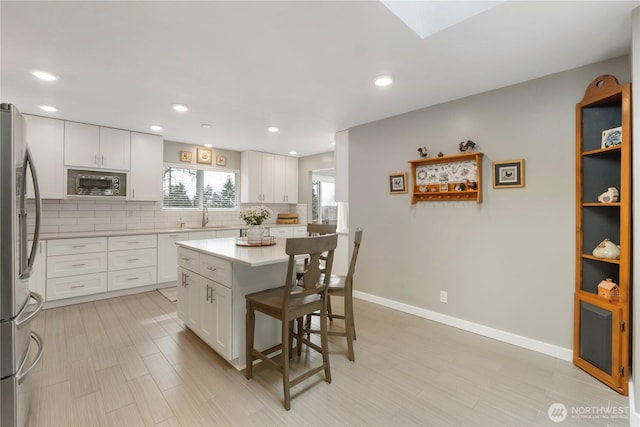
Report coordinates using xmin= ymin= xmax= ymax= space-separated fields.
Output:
xmin=592 ymin=238 xmax=620 ymax=260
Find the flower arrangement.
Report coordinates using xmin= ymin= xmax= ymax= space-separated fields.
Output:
xmin=239 ymin=205 xmax=273 ymax=226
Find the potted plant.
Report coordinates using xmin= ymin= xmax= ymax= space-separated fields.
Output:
xmin=239 ymin=205 xmax=273 ymax=243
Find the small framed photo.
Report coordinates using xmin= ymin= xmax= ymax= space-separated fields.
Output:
xmin=215 ymin=155 xmax=227 ymax=166
xmin=439 ymin=183 xmax=449 ymax=192
xmin=493 ymin=159 xmax=524 ymax=189
xmin=389 ymin=172 xmax=408 ymax=194
xmin=601 ymin=126 xmax=622 ymax=149
xmin=180 ymin=151 xmax=192 ymax=162
xmin=196 ymin=147 xmax=213 ymax=165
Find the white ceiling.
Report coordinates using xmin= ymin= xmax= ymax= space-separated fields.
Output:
xmin=1 ymin=1 xmax=638 ymax=158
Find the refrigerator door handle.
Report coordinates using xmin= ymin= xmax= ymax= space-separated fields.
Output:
xmin=16 ymin=332 xmax=43 ymax=382
xmin=15 ymin=292 xmax=43 ymax=327
xmin=18 ymin=146 xmax=41 ymax=279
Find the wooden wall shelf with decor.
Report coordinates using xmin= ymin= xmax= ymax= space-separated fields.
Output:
xmin=408 ymin=152 xmax=483 ymax=204
xmin=573 ymin=74 xmax=631 ymax=395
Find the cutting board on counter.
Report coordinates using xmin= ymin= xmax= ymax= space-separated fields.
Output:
xmin=276 ymin=213 xmax=299 ymax=224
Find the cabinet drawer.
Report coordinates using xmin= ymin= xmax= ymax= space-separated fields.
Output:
xmin=108 ymin=248 xmax=157 ymax=271
xmin=109 ymin=234 xmax=157 ymax=251
xmin=47 ymin=237 xmax=108 ymax=256
xmin=292 ymin=226 xmax=307 ymax=237
xmin=108 ymin=267 xmax=157 ymax=291
xmin=269 ymin=227 xmax=292 ymax=237
xmin=47 ymin=252 xmax=108 ymax=279
xmin=199 ymin=255 xmax=232 ymax=287
xmin=47 ymin=272 xmax=107 ymax=301
xmin=178 ymin=247 xmax=199 ymax=271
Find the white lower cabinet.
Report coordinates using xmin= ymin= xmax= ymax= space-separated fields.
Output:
xmin=46 ymin=237 xmax=108 ymax=301
xmin=157 ymin=233 xmax=184 ymax=283
xmin=108 ymin=266 xmax=157 ymax=291
xmin=177 ymin=248 xmax=232 ymax=360
xmin=268 ymin=226 xmax=307 ymax=237
xmin=47 ymin=272 xmax=107 ymax=301
xmin=107 ymin=234 xmax=157 ymax=291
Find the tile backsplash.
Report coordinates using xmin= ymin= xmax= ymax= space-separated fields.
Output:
xmin=37 ymin=200 xmax=307 ymax=234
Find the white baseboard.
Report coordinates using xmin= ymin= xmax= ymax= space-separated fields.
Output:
xmin=353 ymin=290 xmax=572 ymax=362
xmin=629 ymin=379 xmax=639 ymax=427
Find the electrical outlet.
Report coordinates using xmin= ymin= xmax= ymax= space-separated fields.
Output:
xmin=439 ymin=291 xmax=448 ymax=303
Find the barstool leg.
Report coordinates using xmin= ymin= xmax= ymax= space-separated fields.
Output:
xmin=245 ymin=302 xmax=255 ymax=379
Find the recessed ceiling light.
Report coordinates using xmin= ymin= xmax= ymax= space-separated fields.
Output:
xmin=150 ymin=125 xmax=162 ymax=131
xmin=268 ymin=126 xmax=279 ymax=133
xmin=204 ymin=144 xmax=213 ymax=148
xmin=39 ymin=105 xmax=57 ymax=112
xmin=172 ymin=103 xmax=189 ymax=112
xmin=201 ymin=124 xmax=212 ymax=128
xmin=31 ymin=70 xmax=58 ymax=81
xmin=374 ymin=75 xmax=393 ymax=87
xmin=289 ymin=151 xmax=297 ymax=156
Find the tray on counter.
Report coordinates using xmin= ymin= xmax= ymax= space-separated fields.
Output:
xmin=236 ymin=236 xmax=276 ymax=247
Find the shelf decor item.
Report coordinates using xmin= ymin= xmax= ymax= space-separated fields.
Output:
xmin=573 ymin=74 xmax=631 ymax=395
xmin=492 ymin=159 xmax=524 ymax=188
xmin=597 ymin=278 xmax=619 ymax=301
xmin=196 ymin=147 xmax=213 ymax=164
xmin=601 ymin=126 xmax=622 ymax=149
xmin=597 ymin=187 xmax=619 ymax=203
xmin=389 ymin=172 xmax=408 ymax=194
xmin=408 ymin=152 xmax=483 ymax=203
xmin=591 ymin=238 xmax=620 ymax=260
xmin=216 ymin=155 xmax=227 ymax=166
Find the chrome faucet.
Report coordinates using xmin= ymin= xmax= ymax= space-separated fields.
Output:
xmin=202 ymin=206 xmax=209 ymax=227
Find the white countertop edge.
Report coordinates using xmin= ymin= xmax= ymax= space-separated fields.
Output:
xmin=176 ymin=237 xmax=291 ymax=267
xmin=37 ymin=223 xmax=310 ymax=241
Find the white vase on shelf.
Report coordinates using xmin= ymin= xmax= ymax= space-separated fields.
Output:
xmin=246 ymin=225 xmax=264 ymax=244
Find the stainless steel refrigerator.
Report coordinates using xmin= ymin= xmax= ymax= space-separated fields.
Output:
xmin=0 ymin=104 xmax=44 ymax=427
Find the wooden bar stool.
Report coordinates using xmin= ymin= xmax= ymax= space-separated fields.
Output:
xmin=245 ymin=233 xmax=338 ymax=410
xmin=304 ymin=228 xmax=363 ymax=361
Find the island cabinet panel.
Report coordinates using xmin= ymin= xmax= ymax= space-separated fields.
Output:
xmin=176 ymin=238 xmax=287 ymax=369
xmin=177 ymin=247 xmax=234 ymax=360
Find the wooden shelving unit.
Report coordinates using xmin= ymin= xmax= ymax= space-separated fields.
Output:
xmin=573 ymin=75 xmax=631 ymax=395
xmin=408 ymin=152 xmax=483 ymax=204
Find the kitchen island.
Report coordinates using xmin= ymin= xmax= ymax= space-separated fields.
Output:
xmin=175 ymin=237 xmax=290 ymax=370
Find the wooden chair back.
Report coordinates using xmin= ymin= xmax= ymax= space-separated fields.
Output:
xmin=283 ymin=234 xmax=338 ymax=308
xmin=344 ymin=228 xmax=363 ymax=293
xmin=306 ymin=223 xmax=337 ymax=236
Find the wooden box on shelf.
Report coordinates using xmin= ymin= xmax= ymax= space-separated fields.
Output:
xmin=408 ymin=152 xmax=483 ymax=204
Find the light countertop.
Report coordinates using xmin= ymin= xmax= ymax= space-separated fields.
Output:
xmin=176 ymin=237 xmax=290 ymax=267
xmin=37 ymin=223 xmax=306 ymax=241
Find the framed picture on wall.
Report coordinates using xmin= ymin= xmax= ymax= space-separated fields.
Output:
xmin=180 ymin=151 xmax=192 ymax=162
xmin=389 ymin=172 xmax=408 ymax=194
xmin=492 ymin=159 xmax=524 ymax=188
xmin=216 ymin=155 xmax=227 ymax=166
xmin=196 ymin=147 xmax=213 ymax=164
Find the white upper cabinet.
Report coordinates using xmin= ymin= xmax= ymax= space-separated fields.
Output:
xmin=274 ymin=154 xmax=298 ymax=203
xmin=129 ymin=132 xmax=163 ymax=201
xmin=241 ymin=151 xmax=275 ymax=203
xmin=23 ymin=114 xmax=65 ymax=199
xmin=64 ymin=121 xmax=130 ymax=170
xmin=241 ymin=151 xmax=297 ymax=204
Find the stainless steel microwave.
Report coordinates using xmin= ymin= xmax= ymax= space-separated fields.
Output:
xmin=66 ymin=168 xmax=127 ymax=198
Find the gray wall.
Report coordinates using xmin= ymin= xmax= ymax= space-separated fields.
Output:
xmin=349 ymin=56 xmax=630 ymax=349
